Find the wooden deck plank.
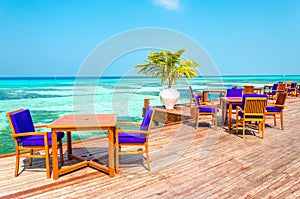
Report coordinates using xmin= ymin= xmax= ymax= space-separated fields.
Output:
xmin=1 ymin=98 xmax=300 ymax=198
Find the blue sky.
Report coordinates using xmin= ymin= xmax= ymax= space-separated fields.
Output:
xmin=0 ymin=0 xmax=300 ymax=77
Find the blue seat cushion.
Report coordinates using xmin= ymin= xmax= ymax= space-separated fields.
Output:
xmin=22 ymin=132 xmax=65 ymax=147
xmin=267 ymin=91 xmax=276 ymax=95
xmin=118 ymin=133 xmax=146 ymax=144
xmin=199 ymin=106 xmax=216 ymax=113
xmin=238 ymin=111 xmax=264 ymax=119
xmin=266 ymin=106 xmax=282 ymax=112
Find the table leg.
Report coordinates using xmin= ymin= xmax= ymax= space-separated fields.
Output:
xmin=203 ymin=91 xmax=207 ymax=102
xmin=108 ymin=127 xmax=115 ymax=177
xmin=52 ymin=130 xmax=59 ymax=180
xmin=221 ymin=99 xmax=226 ymax=126
xmin=67 ymin=131 xmax=72 ymax=160
xmin=228 ymin=103 xmax=233 ymax=131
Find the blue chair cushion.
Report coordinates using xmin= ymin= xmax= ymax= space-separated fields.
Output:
xmin=272 ymin=83 xmax=278 ymax=91
xmin=199 ymin=106 xmax=216 ymax=113
xmin=10 ymin=109 xmax=35 ymax=143
xmin=267 ymin=91 xmax=276 ymax=95
xmin=22 ymin=132 xmax=65 ymax=147
xmin=118 ymin=133 xmax=146 ymax=144
xmin=266 ymin=106 xmax=282 ymax=112
xmin=226 ymin=88 xmax=243 ymax=97
xmin=140 ymin=106 xmax=153 ymax=131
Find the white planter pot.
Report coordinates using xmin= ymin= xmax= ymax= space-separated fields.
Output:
xmin=159 ymin=88 xmax=180 ymax=109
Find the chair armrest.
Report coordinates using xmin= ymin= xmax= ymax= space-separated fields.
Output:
xmin=236 ymin=106 xmax=242 ymax=111
xmin=195 ymin=102 xmax=216 ymax=108
xmin=116 ymin=129 xmax=149 ymax=135
xmin=10 ymin=131 xmax=48 ymax=138
xmin=194 ymin=91 xmax=203 ymax=95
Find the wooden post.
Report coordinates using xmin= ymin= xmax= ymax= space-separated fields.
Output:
xmin=143 ymin=98 xmax=150 ymax=117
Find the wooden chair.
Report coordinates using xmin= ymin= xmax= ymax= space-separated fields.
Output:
xmin=243 ymin=85 xmax=254 ymax=94
xmin=189 ymin=86 xmax=202 ymax=107
xmin=235 ymin=94 xmax=268 ymax=139
xmin=276 ymin=83 xmax=286 ymax=97
xmin=285 ymin=81 xmax=292 ymax=88
xmin=266 ymin=92 xmax=288 ymax=130
xmin=287 ymin=82 xmax=297 ymax=99
xmin=225 ymin=88 xmax=243 ymax=120
xmin=266 ymin=83 xmax=285 ymax=101
xmin=116 ymin=106 xmax=155 ymax=171
xmin=193 ymin=94 xmax=218 ymax=129
xmin=7 ymin=109 xmax=64 ymax=178
xmin=265 ymin=83 xmax=278 ymax=100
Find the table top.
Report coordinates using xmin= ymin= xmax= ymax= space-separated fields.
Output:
xmin=203 ymin=90 xmax=227 ymax=93
xmin=47 ymin=114 xmax=118 ymax=129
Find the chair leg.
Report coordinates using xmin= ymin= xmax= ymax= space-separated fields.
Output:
xmin=115 ymin=143 xmax=120 ymax=173
xmin=195 ymin=115 xmax=199 ymax=129
xmin=15 ymin=150 xmax=20 ymax=177
xmin=29 ymin=149 xmax=33 ymax=166
xmin=45 ymin=145 xmax=50 ymax=179
xmin=59 ymin=140 xmax=64 ymax=166
xmin=145 ymin=143 xmax=150 ymax=171
xmin=236 ymin=115 xmax=239 ymax=134
xmin=280 ymin=113 xmax=284 ymax=130
xmin=242 ymin=121 xmax=246 ymax=139
xmin=262 ymin=121 xmax=265 ymax=139
xmin=273 ymin=114 xmax=277 ymax=126
xmin=214 ymin=114 xmax=218 ymax=130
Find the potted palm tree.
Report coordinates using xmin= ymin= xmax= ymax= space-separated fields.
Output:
xmin=135 ymin=49 xmax=199 ymax=109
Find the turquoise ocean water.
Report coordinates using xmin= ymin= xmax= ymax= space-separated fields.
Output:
xmin=1 ymin=75 xmax=300 ymax=155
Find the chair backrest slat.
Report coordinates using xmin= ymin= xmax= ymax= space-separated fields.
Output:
xmin=275 ymin=92 xmax=288 ymax=107
xmin=244 ymin=98 xmax=266 ymax=115
xmin=277 ymin=83 xmax=285 ymax=92
xmin=244 ymin=85 xmax=254 ymax=94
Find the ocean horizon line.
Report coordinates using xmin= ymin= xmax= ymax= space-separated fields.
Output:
xmin=0 ymin=74 xmax=299 ymax=80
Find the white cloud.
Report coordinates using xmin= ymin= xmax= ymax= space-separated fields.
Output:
xmin=153 ymin=0 xmax=180 ymax=11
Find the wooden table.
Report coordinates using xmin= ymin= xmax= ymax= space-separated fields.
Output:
xmin=47 ymin=114 xmax=117 ymax=180
xmin=220 ymin=97 xmax=242 ymax=131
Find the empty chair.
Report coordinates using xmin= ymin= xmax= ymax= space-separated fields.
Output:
xmin=243 ymin=85 xmax=255 ymax=94
xmin=266 ymin=92 xmax=288 ymax=130
xmin=287 ymin=82 xmax=297 ymax=99
xmin=265 ymin=83 xmax=278 ymax=100
xmin=235 ymin=94 xmax=268 ymax=139
xmin=194 ymin=94 xmax=218 ymax=129
xmin=189 ymin=86 xmax=202 ymax=107
xmin=116 ymin=106 xmax=155 ymax=171
xmin=225 ymin=88 xmax=243 ymax=119
xmin=7 ymin=109 xmax=65 ymax=178
xmin=285 ymin=81 xmax=292 ymax=88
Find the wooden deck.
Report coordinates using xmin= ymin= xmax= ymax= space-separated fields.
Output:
xmin=1 ymin=98 xmax=300 ymax=198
